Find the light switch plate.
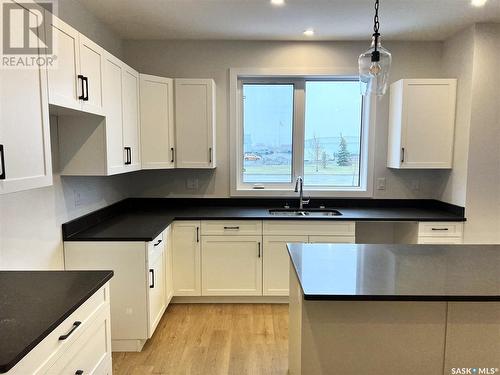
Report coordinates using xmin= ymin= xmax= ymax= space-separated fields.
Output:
xmin=376 ymin=177 xmax=386 ymax=190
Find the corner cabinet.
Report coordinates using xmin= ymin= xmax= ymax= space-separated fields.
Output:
xmin=64 ymin=229 xmax=172 ymax=352
xmin=121 ymin=65 xmax=141 ymax=172
xmin=140 ymin=74 xmax=175 ymax=169
xmin=387 ymin=79 xmax=457 ymax=169
xmin=175 ymin=79 xmax=216 ymax=169
xmin=172 ymin=221 xmax=201 ymax=296
xmin=0 ymin=1 xmax=52 ymax=195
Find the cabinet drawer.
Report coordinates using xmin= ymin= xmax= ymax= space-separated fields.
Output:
xmin=9 ymin=285 xmax=109 ymax=374
xmin=148 ymin=232 xmax=164 ymax=265
xmin=417 ymin=237 xmax=463 ymax=244
xmin=201 ymin=220 xmax=262 ymax=236
xmin=418 ymin=222 xmax=463 ymax=237
xmin=263 ymin=220 xmax=355 ymax=236
xmin=47 ymin=305 xmax=111 ymax=374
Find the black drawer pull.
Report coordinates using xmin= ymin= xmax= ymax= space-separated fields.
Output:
xmin=59 ymin=321 xmax=81 ymax=340
xmin=75 ymin=371 xmax=84 ymax=375
xmin=0 ymin=144 xmax=5 ymax=180
xmin=196 ymin=227 xmax=200 ymax=243
xmin=153 ymin=239 xmax=162 ymax=247
xmin=149 ymin=269 xmax=155 ymax=288
xmin=224 ymin=226 xmax=240 ymax=230
xmin=431 ymin=228 xmax=449 ymax=231
xmin=258 ymin=242 xmax=261 ymax=258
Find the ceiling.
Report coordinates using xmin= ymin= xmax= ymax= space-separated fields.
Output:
xmin=79 ymin=0 xmax=500 ymax=41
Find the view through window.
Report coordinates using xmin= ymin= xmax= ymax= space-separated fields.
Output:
xmin=241 ymin=78 xmax=363 ymax=190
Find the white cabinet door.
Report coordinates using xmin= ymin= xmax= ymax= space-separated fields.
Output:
xmin=172 ymin=221 xmax=201 ymax=296
xmin=175 ymin=79 xmax=216 ymax=169
xmin=102 ymin=52 xmax=125 ymax=175
xmin=122 ymin=65 xmax=141 ymax=172
xmin=79 ymin=34 xmax=104 ymax=115
xmin=201 ymin=236 xmax=262 ymax=296
xmin=47 ymin=15 xmax=81 ymax=111
xmin=263 ymin=236 xmax=308 ymax=296
xmin=387 ymin=79 xmax=457 ymax=169
xmin=140 ymin=74 xmax=175 ymax=169
xmin=0 ymin=2 xmax=52 ymax=194
xmin=148 ymin=245 xmax=165 ymax=337
xmin=164 ymin=226 xmax=174 ymax=304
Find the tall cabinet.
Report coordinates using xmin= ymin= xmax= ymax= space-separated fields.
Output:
xmin=0 ymin=1 xmax=52 ymax=194
xmin=387 ymin=79 xmax=457 ymax=169
xmin=175 ymin=79 xmax=216 ymax=169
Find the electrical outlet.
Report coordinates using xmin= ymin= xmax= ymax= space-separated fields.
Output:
xmin=376 ymin=177 xmax=386 ymax=190
xmin=186 ymin=178 xmax=199 ymax=190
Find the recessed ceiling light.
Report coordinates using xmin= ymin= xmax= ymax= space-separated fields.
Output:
xmin=471 ymin=0 xmax=487 ymax=7
xmin=270 ymin=0 xmax=285 ymax=6
xmin=303 ymin=28 xmax=315 ymax=37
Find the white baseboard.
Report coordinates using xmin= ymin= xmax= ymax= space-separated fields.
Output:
xmin=171 ymin=296 xmax=289 ymax=304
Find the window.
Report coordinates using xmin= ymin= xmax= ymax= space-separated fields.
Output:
xmin=233 ymin=72 xmax=372 ymax=196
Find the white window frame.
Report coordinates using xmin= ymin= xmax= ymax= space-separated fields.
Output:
xmin=229 ymin=68 xmax=376 ymax=198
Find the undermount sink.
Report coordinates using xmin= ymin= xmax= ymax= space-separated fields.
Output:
xmin=269 ymin=208 xmax=342 ymax=217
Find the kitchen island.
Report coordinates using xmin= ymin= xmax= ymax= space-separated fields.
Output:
xmin=287 ymin=244 xmax=500 ymax=375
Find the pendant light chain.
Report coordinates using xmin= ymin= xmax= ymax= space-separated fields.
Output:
xmin=371 ymin=0 xmax=381 ymax=61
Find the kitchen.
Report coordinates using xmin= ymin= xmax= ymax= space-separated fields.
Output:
xmin=0 ymin=0 xmax=499 ymax=374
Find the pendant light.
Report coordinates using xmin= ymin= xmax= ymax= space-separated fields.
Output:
xmin=358 ymin=0 xmax=392 ymax=96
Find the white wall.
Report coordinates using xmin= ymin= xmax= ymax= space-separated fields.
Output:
xmin=462 ymin=24 xmax=500 ymax=243
xmin=123 ymin=40 xmax=449 ymax=199
xmin=0 ymin=1 xmax=136 ymax=270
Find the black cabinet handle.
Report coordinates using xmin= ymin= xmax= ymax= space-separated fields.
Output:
xmin=75 ymin=371 xmax=84 ymax=375
xmin=209 ymin=147 xmax=213 ymax=163
xmin=149 ymin=269 xmax=155 ymax=288
xmin=196 ymin=226 xmax=200 ymax=243
xmin=59 ymin=321 xmax=81 ymax=340
xmin=258 ymin=242 xmax=261 ymax=258
xmin=0 ymin=145 xmax=5 ymax=180
xmin=431 ymin=228 xmax=449 ymax=231
xmin=154 ymin=239 xmax=162 ymax=247
xmin=124 ymin=147 xmax=131 ymax=165
xmin=171 ymin=147 xmax=175 ymax=163
xmin=401 ymin=147 xmax=405 ymax=163
xmin=77 ymin=75 xmax=85 ymax=100
xmin=83 ymin=76 xmax=89 ymax=101
xmin=224 ymin=226 xmax=240 ymax=230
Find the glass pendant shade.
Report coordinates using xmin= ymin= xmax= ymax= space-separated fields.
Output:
xmin=358 ymin=36 xmax=392 ymax=96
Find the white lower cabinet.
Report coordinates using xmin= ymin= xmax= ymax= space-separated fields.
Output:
xmin=202 ymin=236 xmax=262 ymax=296
xmin=172 ymin=221 xmax=201 ymax=296
xmin=263 ymin=236 xmax=308 ymax=296
xmin=64 ymin=229 xmax=171 ymax=352
xmin=8 ymin=284 xmax=111 ymax=374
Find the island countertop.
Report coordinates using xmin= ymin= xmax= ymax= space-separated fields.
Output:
xmin=0 ymin=270 xmax=113 ymax=373
xmin=287 ymin=243 xmax=500 ymax=301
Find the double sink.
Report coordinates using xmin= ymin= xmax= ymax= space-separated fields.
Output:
xmin=269 ymin=208 xmax=342 ymax=217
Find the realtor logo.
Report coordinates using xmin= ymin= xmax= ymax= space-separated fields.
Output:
xmin=2 ymin=1 xmax=52 ymax=55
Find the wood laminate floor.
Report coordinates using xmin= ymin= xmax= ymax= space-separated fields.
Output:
xmin=112 ymin=304 xmax=289 ymax=375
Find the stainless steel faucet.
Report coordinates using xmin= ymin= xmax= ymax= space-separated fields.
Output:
xmin=294 ymin=176 xmax=310 ymax=210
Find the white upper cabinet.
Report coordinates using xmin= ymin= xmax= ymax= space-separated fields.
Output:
xmin=48 ymin=15 xmax=104 ymax=116
xmin=387 ymin=79 xmax=457 ymax=169
xmin=0 ymin=1 xmax=52 ymax=194
xmin=102 ymin=52 xmax=125 ymax=175
xmin=175 ymin=79 xmax=216 ymax=169
xmin=122 ymin=65 xmax=141 ymax=172
xmin=140 ymin=74 xmax=175 ymax=169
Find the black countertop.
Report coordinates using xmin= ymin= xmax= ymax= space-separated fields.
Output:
xmin=62 ymin=198 xmax=466 ymax=242
xmin=0 ymin=270 xmax=113 ymax=373
xmin=287 ymin=243 xmax=500 ymax=301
